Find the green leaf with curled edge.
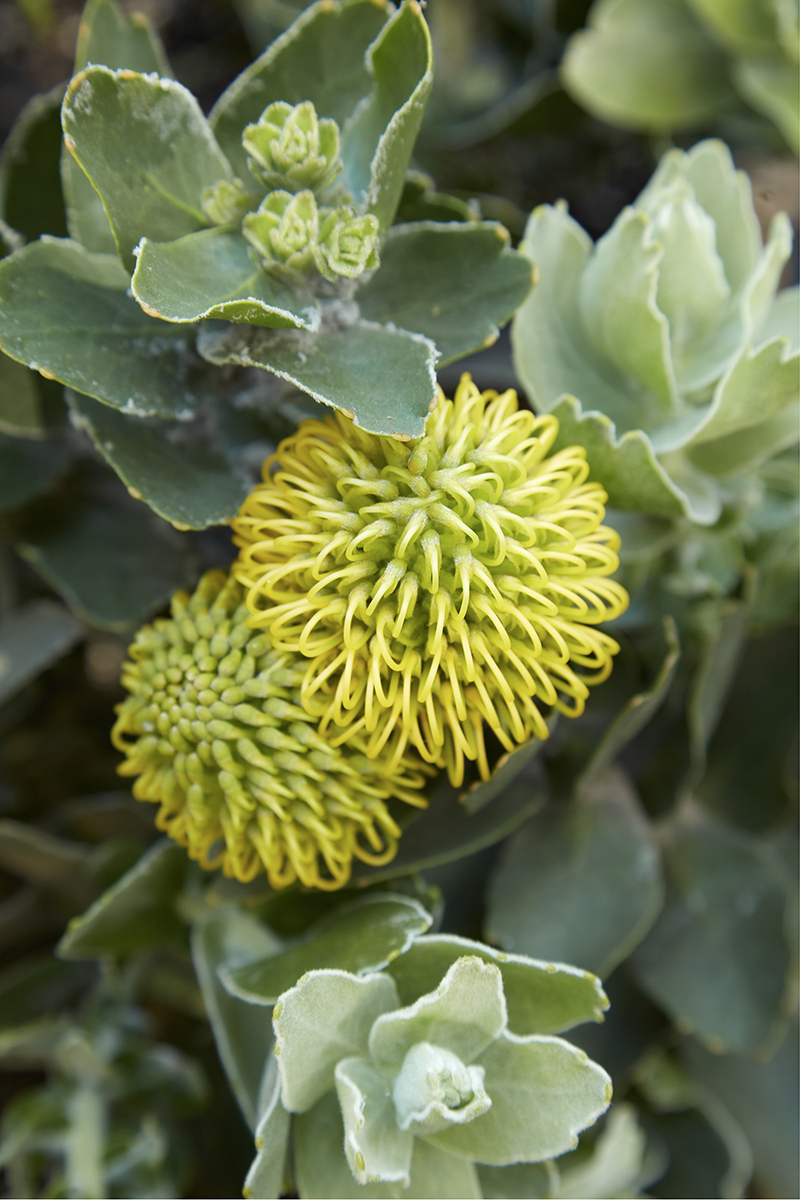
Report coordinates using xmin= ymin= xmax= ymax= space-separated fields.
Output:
xmin=356 ymin=222 xmax=534 ymax=366
xmin=67 ymin=390 xmax=250 ymax=530
xmin=341 ymin=1 xmax=434 ymax=234
xmin=0 ymin=239 xmax=208 ymax=419
xmin=210 ymin=0 xmax=391 ymax=180
xmin=197 ymin=319 xmax=437 ymax=438
xmin=0 ymin=84 xmax=68 ymax=243
xmin=63 ymin=0 xmax=172 ymax=255
xmin=221 ymin=895 xmax=432 ymax=1006
xmin=485 ymin=768 xmax=664 ymax=978
xmin=561 ymin=0 xmax=735 ymax=132
xmin=386 ymin=935 xmax=609 ymax=1037
xmin=61 ymin=66 xmax=232 ymax=272
xmin=631 ymin=808 xmax=792 ymax=1053
xmin=56 ymin=839 xmax=187 ymax=959
xmin=0 ymin=600 xmax=83 ymax=705
xmin=14 ymin=487 xmax=194 ymax=630
xmin=131 ymin=227 xmax=320 ymax=328
xmin=689 ymin=332 xmax=800 ymax=449
xmin=192 ymin=908 xmax=281 ymax=1131
xmin=548 ymin=396 xmax=688 ymax=519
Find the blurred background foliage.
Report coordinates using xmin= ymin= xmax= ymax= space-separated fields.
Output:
xmin=0 ymin=0 xmax=797 ymax=1197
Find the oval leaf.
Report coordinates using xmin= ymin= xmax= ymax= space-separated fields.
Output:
xmin=197 ymin=318 xmax=437 ymax=437
xmin=356 ymin=222 xmax=534 ymax=365
xmin=131 ymin=228 xmax=319 ymax=328
xmin=0 ymin=238 xmax=207 ymax=419
xmin=221 ymin=894 xmax=432 ymax=1005
xmin=68 ymin=390 xmax=249 ymax=529
xmin=56 ymin=838 xmax=187 ymax=959
xmin=62 ymin=66 xmax=231 ymax=270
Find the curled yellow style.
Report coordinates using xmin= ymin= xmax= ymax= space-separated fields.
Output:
xmin=233 ymin=375 xmax=629 ymax=786
xmin=112 ymin=572 xmax=430 ymax=889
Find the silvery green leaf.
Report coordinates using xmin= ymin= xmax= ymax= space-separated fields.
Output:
xmin=341 ymin=1 xmax=433 ymax=234
xmin=405 ymin=1139 xmax=481 ymax=1199
xmin=222 ymin=894 xmax=432 ymax=1006
xmin=386 ymin=935 xmax=609 ymax=1036
xmin=690 ymin=404 xmax=800 ymax=478
xmin=191 ymin=908 xmax=280 ymax=1131
xmin=274 ymin=970 xmax=398 ymax=1113
xmin=485 ymin=768 xmax=664 ymax=978
xmin=512 ymin=202 xmax=635 ymax=428
xmin=368 ymin=957 xmax=506 ymax=1078
xmin=243 ymin=1055 xmax=290 ymax=1200
xmin=0 ymin=601 xmax=83 ymax=706
xmin=688 ymin=334 xmax=800 ymax=449
xmin=547 ymin=397 xmax=687 ymax=519
xmin=637 ymin=181 xmax=731 ymax=383
xmin=734 ymin=55 xmax=799 ymax=154
xmin=294 ymin=1091 xmax=399 ymax=1199
xmin=639 ymin=139 xmax=761 ymax=294
xmin=426 ymin=1031 xmax=612 ymax=1166
xmin=61 ymin=67 xmax=232 ymax=271
xmin=477 ymin=1161 xmax=557 ymax=1199
xmin=578 ymin=207 xmax=678 ymax=413
xmin=132 ymin=228 xmax=319 ymax=327
xmin=631 ymin=809 xmax=792 ymax=1053
xmin=683 ymin=1021 xmax=799 ymax=1200
xmin=335 ymin=1055 xmax=414 ymax=1185
xmin=560 ymin=0 xmax=734 ymax=132
xmin=554 ymin=1104 xmax=649 ymax=1199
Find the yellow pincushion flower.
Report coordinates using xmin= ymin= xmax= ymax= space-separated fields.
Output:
xmin=233 ymin=375 xmax=629 ymax=787
xmin=112 ymin=571 xmax=430 ymax=890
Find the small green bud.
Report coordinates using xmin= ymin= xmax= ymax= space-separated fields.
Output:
xmin=243 ymin=100 xmax=342 ymax=194
xmin=316 ymin=207 xmax=379 ymax=281
xmin=200 ymin=177 xmax=256 ymax=226
xmin=242 ymin=189 xmax=319 ymax=281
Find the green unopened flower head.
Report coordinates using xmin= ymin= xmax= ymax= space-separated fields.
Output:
xmin=233 ymin=376 xmax=628 ymax=788
xmin=243 ymin=100 xmax=342 ymax=193
xmin=112 ymin=572 xmax=430 ymax=891
xmin=201 ymin=177 xmax=256 ymax=226
xmin=317 ymin=207 xmax=380 ymax=280
xmin=243 ymin=189 xmax=319 ymax=281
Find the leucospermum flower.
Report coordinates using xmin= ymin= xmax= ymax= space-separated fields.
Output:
xmin=233 ymin=375 xmax=629 ymax=787
xmin=112 ymin=572 xmax=430 ymax=890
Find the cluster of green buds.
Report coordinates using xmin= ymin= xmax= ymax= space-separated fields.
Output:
xmin=239 ymin=99 xmax=379 ymax=284
xmin=243 ymin=189 xmax=379 ymax=284
xmin=243 ymin=100 xmax=343 ymax=194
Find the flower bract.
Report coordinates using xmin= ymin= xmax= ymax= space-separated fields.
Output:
xmin=233 ymin=375 xmax=628 ymax=786
xmin=112 ymin=571 xmax=430 ymax=890
xmin=243 ymin=99 xmax=343 ymax=193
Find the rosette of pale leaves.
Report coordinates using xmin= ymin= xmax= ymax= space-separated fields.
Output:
xmin=242 ymin=939 xmax=612 ymax=1199
xmin=562 ymin=0 xmax=800 ymax=152
xmin=512 ymin=139 xmax=799 ymax=527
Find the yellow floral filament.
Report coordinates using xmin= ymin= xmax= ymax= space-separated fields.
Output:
xmin=233 ymin=375 xmax=629 ymax=786
xmin=112 ymin=572 xmax=431 ymax=889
